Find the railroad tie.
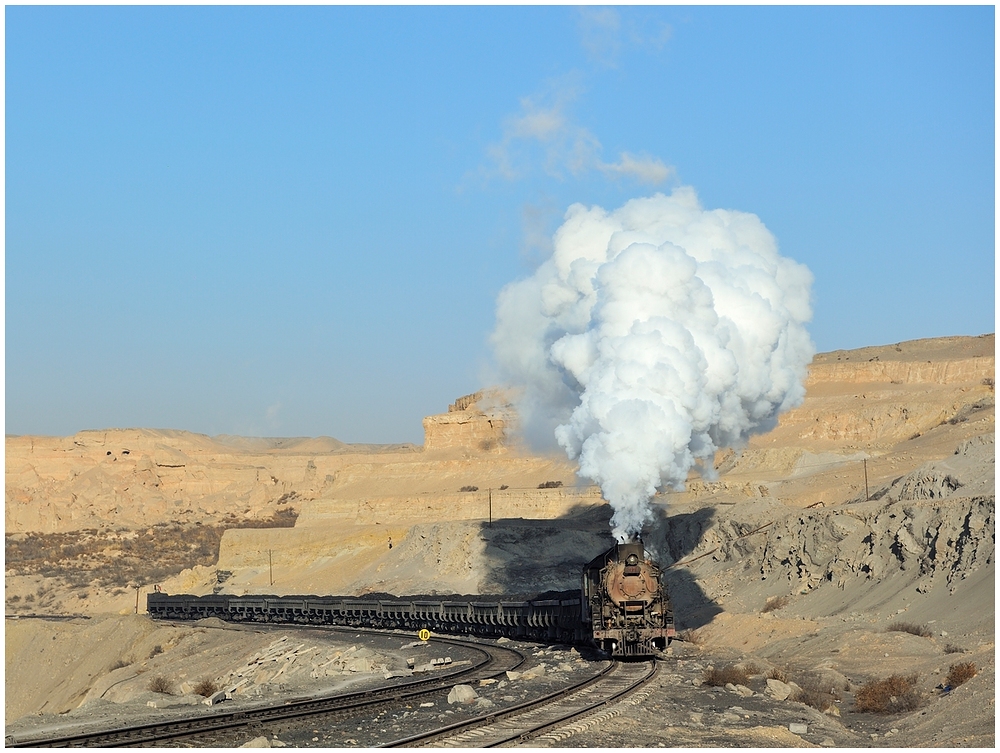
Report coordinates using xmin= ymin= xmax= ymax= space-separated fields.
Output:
xmin=531 ymin=680 xmax=657 ymax=747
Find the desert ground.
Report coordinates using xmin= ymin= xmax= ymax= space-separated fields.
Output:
xmin=5 ymin=334 xmax=995 ymax=747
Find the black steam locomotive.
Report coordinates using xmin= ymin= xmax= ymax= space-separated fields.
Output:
xmin=582 ymin=540 xmax=674 ymax=657
xmin=147 ymin=542 xmax=673 ymax=658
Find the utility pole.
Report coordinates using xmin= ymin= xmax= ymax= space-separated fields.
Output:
xmin=134 ymin=584 xmax=141 ymax=614
xmin=863 ymin=459 xmax=870 ymax=501
xmin=268 ymin=549 xmax=274 ymax=587
xmin=488 ymin=488 xmax=492 ymax=527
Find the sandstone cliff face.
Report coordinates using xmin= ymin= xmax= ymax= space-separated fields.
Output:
xmin=6 ymin=336 xmax=993 ymax=538
xmin=4 ymin=430 xmax=419 ymax=534
xmin=762 ymin=335 xmax=993 ymax=448
xmin=297 ymin=486 xmax=604 ymax=528
xmin=421 ymin=389 xmax=513 ymax=453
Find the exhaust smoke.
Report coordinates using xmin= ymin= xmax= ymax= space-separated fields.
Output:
xmin=492 ymin=187 xmax=814 ymax=542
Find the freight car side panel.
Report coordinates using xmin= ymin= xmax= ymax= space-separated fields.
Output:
xmin=146 ymin=592 xmax=586 ymax=646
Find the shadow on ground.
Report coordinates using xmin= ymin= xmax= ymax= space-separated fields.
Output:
xmin=474 ymin=499 xmax=721 ymax=631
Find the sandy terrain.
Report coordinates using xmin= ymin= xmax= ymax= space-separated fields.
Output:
xmin=5 ymin=333 xmax=994 ymax=746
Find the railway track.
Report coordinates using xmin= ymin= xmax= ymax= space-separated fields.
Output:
xmin=385 ymin=658 xmax=657 ymax=748
xmin=8 ymin=628 xmax=527 ymax=748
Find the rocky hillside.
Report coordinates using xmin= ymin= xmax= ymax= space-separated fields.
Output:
xmin=5 ymin=335 xmax=993 ymax=609
xmin=5 ymin=334 xmax=995 ymax=746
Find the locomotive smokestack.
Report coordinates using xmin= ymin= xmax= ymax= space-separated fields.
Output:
xmin=492 ymin=187 xmax=814 ymax=542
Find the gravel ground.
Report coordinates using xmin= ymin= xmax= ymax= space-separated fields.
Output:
xmin=168 ymin=641 xmax=606 ymax=748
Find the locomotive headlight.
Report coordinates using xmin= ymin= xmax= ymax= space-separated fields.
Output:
xmin=626 ymin=554 xmax=639 ymax=566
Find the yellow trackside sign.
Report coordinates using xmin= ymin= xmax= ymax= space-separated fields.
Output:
xmin=418 ymin=629 xmax=430 ymax=641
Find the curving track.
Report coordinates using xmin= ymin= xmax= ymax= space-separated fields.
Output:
xmin=8 ymin=629 xmax=527 ymax=748
xmin=385 ymin=658 xmax=657 ymax=748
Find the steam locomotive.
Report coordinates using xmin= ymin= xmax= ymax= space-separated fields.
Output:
xmin=582 ymin=540 xmax=674 ymax=657
xmin=147 ymin=541 xmax=673 ymax=658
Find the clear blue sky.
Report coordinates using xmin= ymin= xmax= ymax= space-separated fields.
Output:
xmin=6 ymin=6 xmax=994 ymax=443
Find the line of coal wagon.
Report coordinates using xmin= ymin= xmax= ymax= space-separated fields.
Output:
xmin=147 ymin=541 xmax=675 ymax=657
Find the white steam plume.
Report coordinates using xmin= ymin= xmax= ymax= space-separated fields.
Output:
xmin=492 ymin=187 xmax=814 ymax=542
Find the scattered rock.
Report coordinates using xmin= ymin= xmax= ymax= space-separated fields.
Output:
xmin=241 ymin=736 xmax=270 ymax=748
xmin=789 ymin=723 xmax=808 ymax=735
xmin=344 ymin=657 xmax=373 ymax=673
xmin=520 ymin=664 xmax=547 ymax=680
xmin=448 ymin=684 xmax=478 ymax=704
xmin=203 ymin=690 xmax=228 ymax=706
xmin=767 ymin=678 xmax=793 ymax=701
xmin=414 ymin=657 xmax=454 ymax=673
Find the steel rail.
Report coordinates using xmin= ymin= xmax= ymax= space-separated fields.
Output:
xmin=8 ymin=631 xmax=526 ymax=748
xmin=382 ymin=659 xmax=656 ymax=749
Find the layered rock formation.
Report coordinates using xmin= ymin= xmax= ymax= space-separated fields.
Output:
xmin=4 ymin=334 xmax=994 ymax=607
xmin=421 ymin=389 xmax=513 ymax=452
xmin=5 ymin=334 xmax=996 ymax=748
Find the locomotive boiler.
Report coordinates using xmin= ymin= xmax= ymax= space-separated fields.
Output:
xmin=582 ymin=540 xmax=674 ymax=657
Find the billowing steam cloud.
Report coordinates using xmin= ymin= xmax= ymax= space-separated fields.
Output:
xmin=492 ymin=187 xmax=814 ymax=542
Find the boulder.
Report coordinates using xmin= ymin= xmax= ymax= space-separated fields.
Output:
xmin=203 ymin=690 xmax=228 ymax=706
xmin=767 ymin=678 xmax=793 ymax=701
xmin=521 ymin=664 xmax=547 ymax=680
xmin=240 ymin=736 xmax=270 ymax=748
xmin=447 ymin=684 xmax=479 ymax=704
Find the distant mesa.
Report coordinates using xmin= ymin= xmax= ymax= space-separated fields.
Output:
xmin=423 ymin=388 xmax=515 ymax=453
